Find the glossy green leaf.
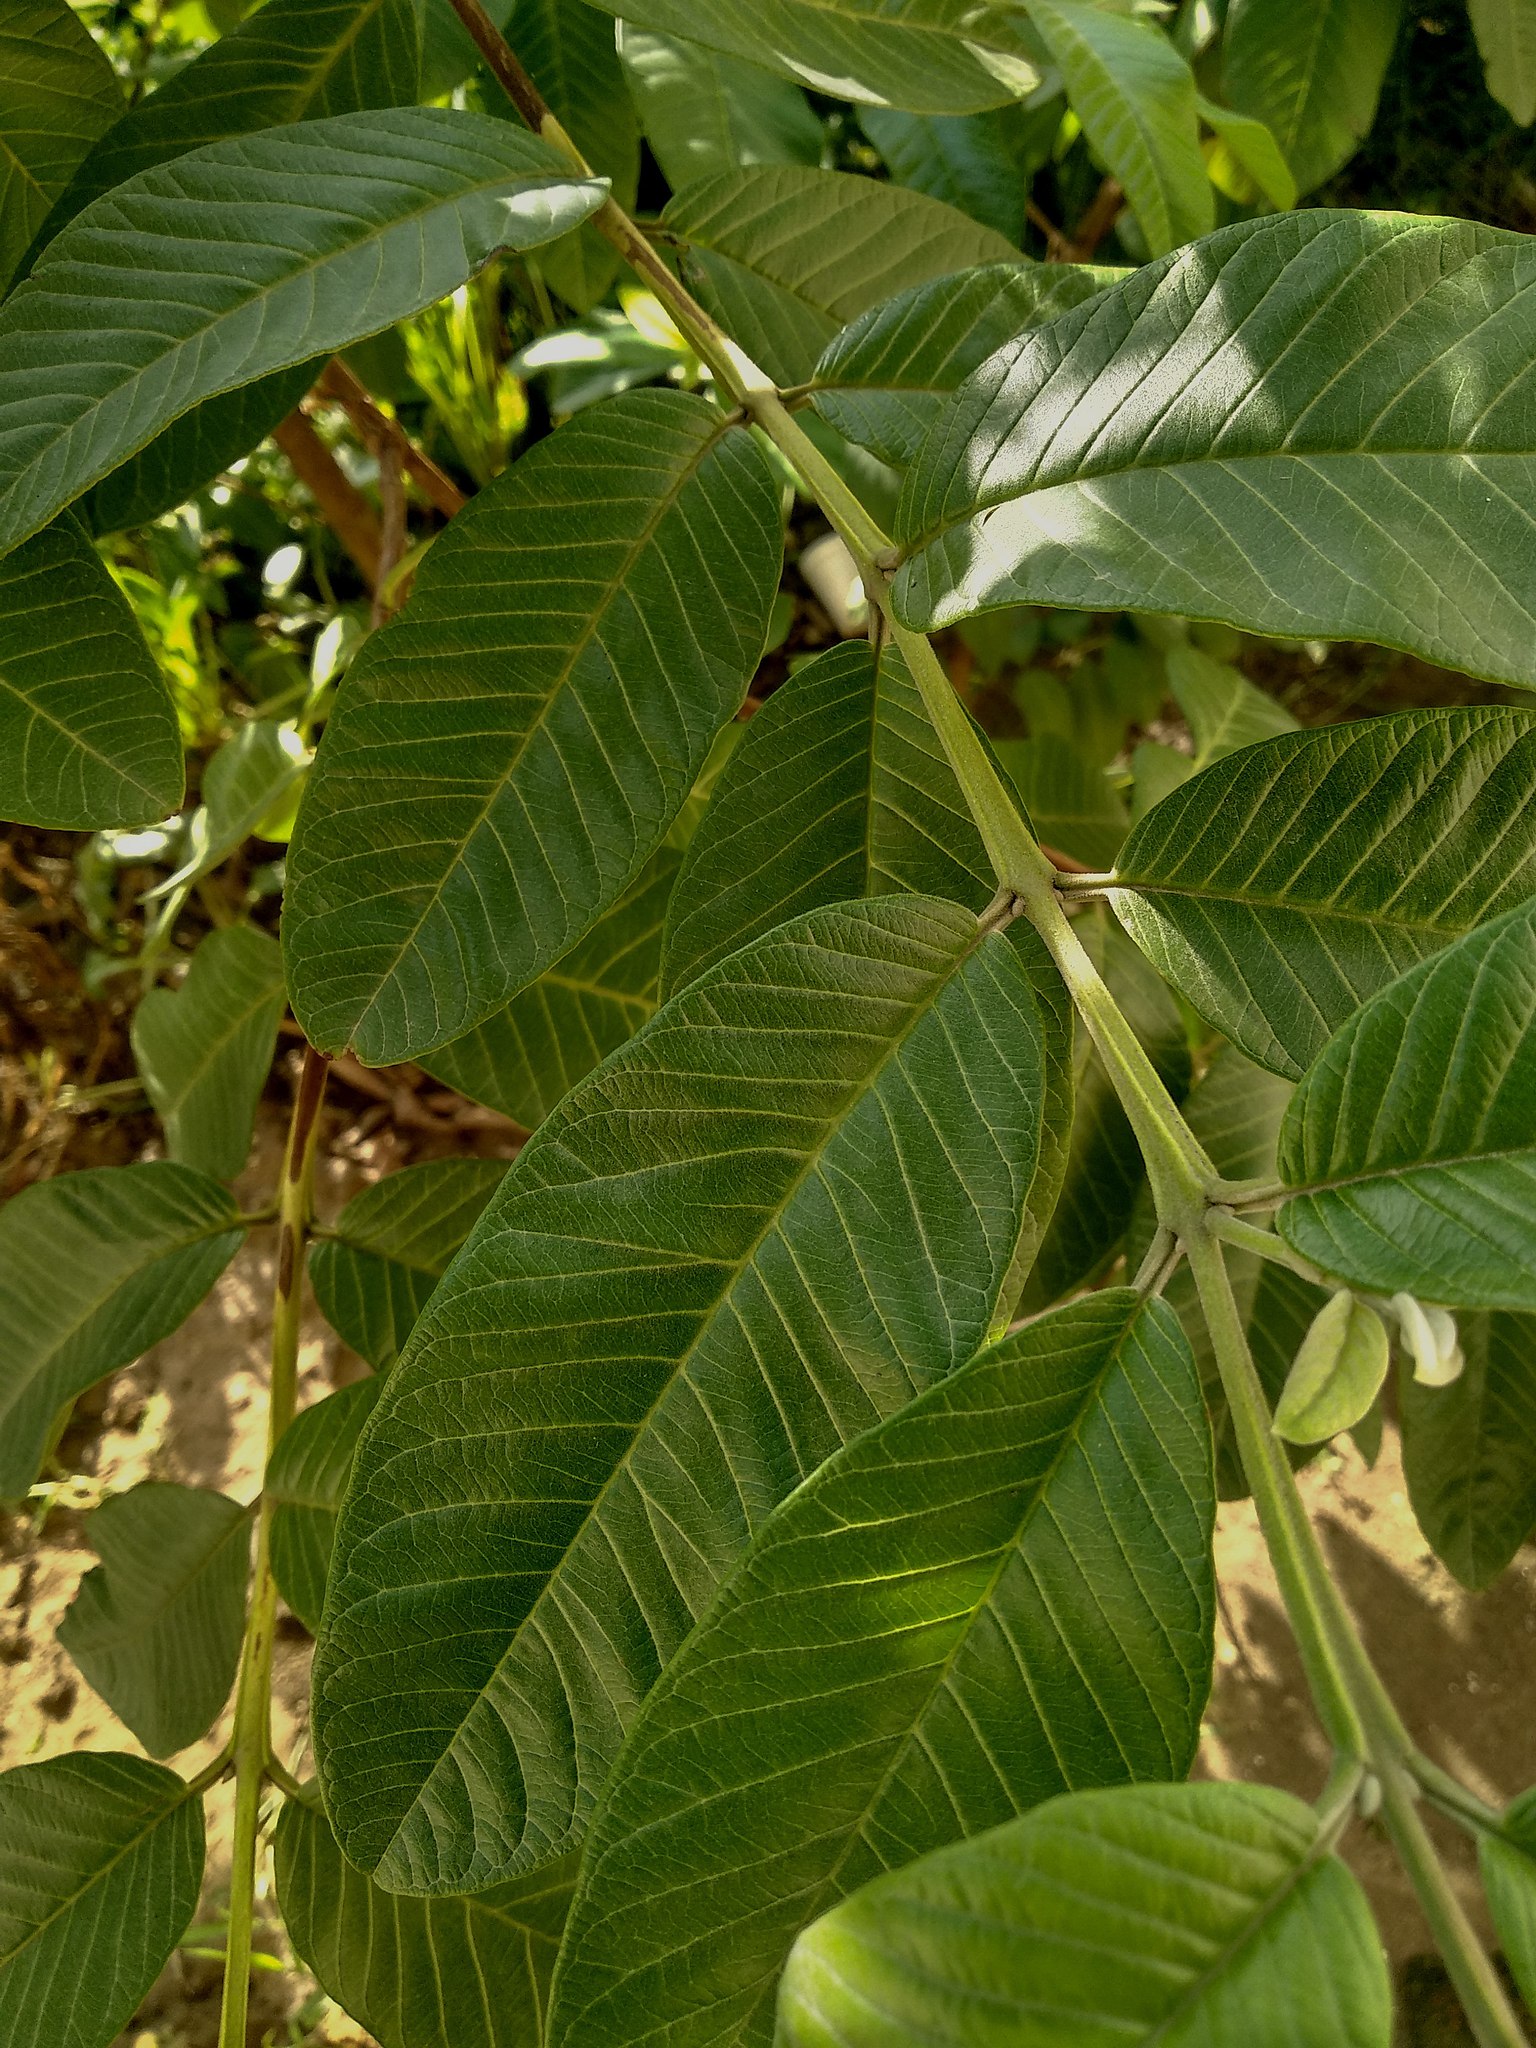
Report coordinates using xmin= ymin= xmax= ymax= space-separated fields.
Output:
xmin=0 ymin=1752 xmax=204 ymax=2048
xmin=584 ymin=0 xmax=1042 ymax=114
xmin=0 ymin=109 xmax=607 ymax=558
xmin=895 ymin=211 xmax=1536 ymax=691
xmin=860 ymin=107 xmax=1029 ymax=240
xmin=1481 ymin=1788 xmax=1536 ymax=2015
xmin=0 ymin=513 xmax=180 ymax=829
xmin=1025 ymin=0 xmax=1212 ymax=255
xmin=1272 ymin=1291 xmax=1390 ymax=1445
xmin=1401 ymin=1310 xmax=1536 ymax=1588
xmin=776 ymin=1781 xmax=1392 ymax=2047
xmin=1111 ymin=709 xmax=1536 ymax=1079
xmin=1278 ymin=899 xmax=1536 ymax=1309
xmin=811 ymin=261 xmax=1116 ymax=470
xmin=1197 ymin=94 xmax=1298 ymax=211
xmin=277 ymin=1791 xmax=574 ymax=2048
xmin=269 ymin=1379 xmax=382 ymax=1633
xmin=131 ymin=925 xmax=286 ymax=1179
xmin=422 ymin=848 xmax=679 ymax=1128
xmin=1166 ymin=645 xmax=1298 ymax=767
xmin=618 ymin=26 xmax=822 ymax=188
xmin=548 ymin=1290 xmax=1213 ymax=2048
xmin=993 ymin=734 xmax=1127 ymax=869
xmin=57 ymin=1482 xmax=251 ymax=1756
xmin=0 ymin=1162 xmax=244 ymax=1500
xmin=314 ymin=895 xmax=1067 ymax=1894
xmin=0 ymin=0 xmax=120 ymax=295
xmin=1470 ymin=0 xmax=1536 ymax=125
xmin=664 ymin=166 xmax=1019 ymax=385
xmin=1221 ymin=0 xmax=1402 ymax=194
xmin=309 ymin=1159 xmax=510 ymax=1373
xmin=286 ymin=388 xmax=781 ymax=1063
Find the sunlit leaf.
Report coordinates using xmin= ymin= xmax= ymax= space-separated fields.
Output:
xmin=618 ymin=25 xmax=823 ymax=187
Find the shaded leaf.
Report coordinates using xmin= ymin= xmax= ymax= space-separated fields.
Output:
xmin=776 ymin=1781 xmax=1392 ymax=2047
xmin=131 ymin=925 xmax=286 ymax=1180
xmin=0 ymin=1752 xmax=204 ymax=2048
xmin=421 ymin=847 xmax=679 ymax=1128
xmin=1198 ymin=93 xmax=1298 ymax=211
xmin=270 ymin=1379 xmax=383 ymax=1633
xmin=314 ymin=895 xmax=1066 ymax=1893
xmin=1482 ymin=1788 xmax=1536 ymax=2016
xmin=1111 ymin=709 xmax=1536 ymax=1079
xmin=664 ymin=165 xmax=1019 ymax=385
xmin=0 ymin=1163 xmax=244 ymax=1500
xmin=0 ymin=108 xmax=607 ymax=557
xmin=0 ymin=0 xmax=120 ymax=295
xmin=1166 ymin=645 xmax=1298 ymax=767
xmin=618 ymin=26 xmax=822 ymax=188
xmin=1278 ymin=899 xmax=1536 ymax=1309
xmin=1470 ymin=0 xmax=1536 ymax=125
xmin=860 ymin=107 xmax=1029 ymax=240
xmin=58 ymin=1482 xmax=251 ymax=1756
xmin=895 ymin=211 xmax=1536 ymax=690
xmin=1222 ymin=0 xmax=1403 ymax=194
xmin=1401 ymin=1311 xmax=1536 ymax=1588
xmin=548 ymin=1290 xmax=1213 ymax=2048
xmin=0 ymin=513 xmax=180 ymax=829
xmin=993 ymin=733 xmax=1127 ymax=869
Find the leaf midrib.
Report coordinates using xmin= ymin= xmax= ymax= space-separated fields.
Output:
xmin=1111 ymin=876 xmax=1473 ymax=938
xmin=1283 ymin=1138 xmax=1536 ymax=1200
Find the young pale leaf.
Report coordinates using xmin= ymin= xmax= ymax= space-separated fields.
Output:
xmin=1197 ymin=94 xmax=1298 ymax=212
xmin=1111 ymin=709 xmax=1536 ymax=1079
xmin=0 ymin=1163 xmax=244 ymax=1500
xmin=285 ymin=388 xmax=781 ymax=1063
xmin=57 ymin=1482 xmax=251 ymax=1756
xmin=1278 ymin=898 xmax=1536 ymax=1309
xmin=811 ymin=261 xmax=1117 ymax=470
xmin=775 ymin=1781 xmax=1392 ymax=2047
xmin=1222 ymin=0 xmax=1403 ymax=194
xmin=0 ymin=109 xmax=607 ymax=558
xmin=276 ymin=1792 xmax=575 ymax=2048
xmin=1024 ymin=0 xmax=1213 ymax=255
xmin=131 ymin=925 xmax=286 ymax=1180
xmin=0 ymin=513 xmax=180 ymax=829
xmin=548 ymin=1290 xmax=1213 ymax=2048
xmin=860 ymin=108 xmax=1030 ymax=240
xmin=314 ymin=896 xmax=1066 ymax=1894
xmin=0 ymin=1752 xmax=204 ymax=2048
xmin=664 ymin=166 xmax=1019 ymax=385
xmin=1166 ymin=645 xmax=1298 ymax=767
xmin=1470 ymin=0 xmax=1536 ymax=125
xmin=895 ymin=211 xmax=1536 ymax=690
xmin=584 ymin=0 xmax=1042 ymax=114
xmin=269 ymin=1379 xmax=382 ymax=1632
xmin=309 ymin=1159 xmax=510 ymax=1372
xmin=1481 ymin=1789 xmax=1536 ymax=2015
xmin=0 ymin=0 xmax=120 ymax=294
xmin=618 ymin=26 xmax=823 ymax=188
xmin=1400 ymin=1310 xmax=1536 ymax=1588
xmin=1272 ymin=1292 xmax=1390 ymax=1446
xmin=422 ymin=848 xmax=679 ymax=1128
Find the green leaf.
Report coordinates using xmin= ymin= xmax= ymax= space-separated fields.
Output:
xmin=1272 ymin=1291 xmax=1389 ymax=1445
xmin=618 ymin=26 xmax=823 ymax=189
xmin=993 ymin=733 xmax=1127 ymax=869
xmin=131 ymin=925 xmax=286 ymax=1180
xmin=895 ymin=211 xmax=1536 ymax=690
xmin=309 ymin=1159 xmax=510 ymax=1372
xmin=57 ymin=1482 xmax=251 ymax=1756
xmin=1111 ymin=709 xmax=1536 ymax=1080
xmin=269 ymin=1379 xmax=383 ymax=1633
xmin=1470 ymin=0 xmax=1536 ymax=125
xmin=1197 ymin=93 xmax=1298 ymax=211
xmin=152 ymin=718 xmax=307 ymax=901
xmin=583 ymin=0 xmax=1042 ymax=114
xmin=1166 ymin=645 xmax=1298 ymax=767
xmin=314 ymin=895 xmax=1067 ymax=1894
xmin=1025 ymin=0 xmax=1212 ymax=255
xmin=811 ymin=261 xmax=1117 ymax=470
xmin=0 ymin=1751 xmax=204 ymax=2048
xmin=663 ymin=166 xmax=1020 ymax=386
xmin=0 ymin=0 xmax=120 ymax=295
xmin=860 ymin=108 xmax=1029 ymax=240
xmin=1400 ymin=1311 xmax=1536 ymax=1588
xmin=0 ymin=513 xmax=181 ymax=829
xmin=421 ymin=847 xmax=679 ymax=1129
xmin=29 ymin=0 xmax=422 ymax=260
xmin=0 ymin=1162 xmax=244 ymax=1500
xmin=1482 ymin=1788 xmax=1536 ymax=2016
xmin=548 ymin=1289 xmax=1213 ymax=2048
xmin=286 ymin=389 xmax=781 ymax=1064
xmin=275 ymin=1791 xmax=575 ymax=2048
xmin=0 ymin=109 xmax=607 ymax=558
xmin=1221 ymin=0 xmax=1402 ymax=195
xmin=775 ymin=1781 xmax=1392 ymax=2047
xmin=1278 ymin=899 xmax=1536 ymax=1309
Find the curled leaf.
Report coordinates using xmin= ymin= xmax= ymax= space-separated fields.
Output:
xmin=1272 ymin=1290 xmax=1389 ymax=1444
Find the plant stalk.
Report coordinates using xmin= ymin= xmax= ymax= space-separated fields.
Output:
xmin=217 ymin=1044 xmax=329 ymax=2048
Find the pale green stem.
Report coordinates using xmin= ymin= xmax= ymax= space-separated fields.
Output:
xmin=218 ymin=1045 xmax=328 ymax=2048
xmin=1207 ymin=1208 xmax=1333 ymax=1287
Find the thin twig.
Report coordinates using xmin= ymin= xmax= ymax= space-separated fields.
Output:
xmin=317 ymin=358 xmax=467 ymax=521
xmin=1072 ymin=176 xmax=1126 ymax=259
xmin=1026 ymin=197 xmax=1078 ymax=261
xmin=271 ymin=411 xmax=383 ymax=589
